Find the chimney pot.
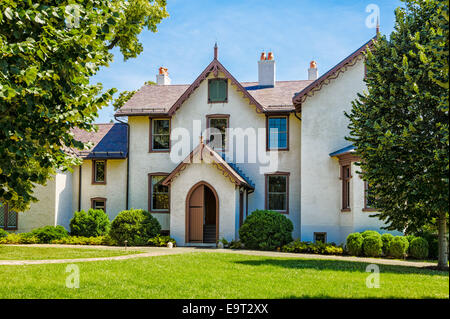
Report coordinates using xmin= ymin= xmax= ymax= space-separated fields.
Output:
xmin=267 ymin=52 xmax=274 ymax=60
xmin=156 ymin=67 xmax=171 ymax=85
xmin=260 ymin=52 xmax=266 ymax=61
xmin=308 ymin=61 xmax=318 ymax=81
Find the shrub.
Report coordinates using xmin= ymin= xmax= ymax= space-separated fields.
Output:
xmin=30 ymin=225 xmax=69 ymax=243
xmin=109 ymin=209 xmax=161 ymax=246
xmin=346 ymin=233 xmax=364 ymax=256
xmin=0 ymin=228 xmax=8 ymax=238
xmin=51 ymin=235 xmax=117 ymax=246
xmin=239 ymin=210 xmax=293 ymax=251
xmin=388 ymin=236 xmax=409 ymax=259
xmin=362 ymin=235 xmax=383 ymax=257
xmin=419 ymin=231 xmax=439 ymax=259
xmin=381 ymin=233 xmax=394 ymax=255
xmin=281 ymin=240 xmax=343 ymax=255
xmin=229 ymin=240 xmax=243 ymax=249
xmin=147 ymin=235 xmax=176 ymax=247
xmin=361 ymin=230 xmax=381 ymax=239
xmin=70 ymin=209 xmax=110 ymax=237
xmin=409 ymin=237 xmax=429 ymax=259
xmin=0 ymin=232 xmax=39 ymax=244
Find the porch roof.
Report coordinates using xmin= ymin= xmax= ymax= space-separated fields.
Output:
xmin=162 ymin=142 xmax=255 ymax=190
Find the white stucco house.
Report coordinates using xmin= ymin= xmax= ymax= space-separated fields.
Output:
xmin=1 ymin=36 xmax=395 ymax=245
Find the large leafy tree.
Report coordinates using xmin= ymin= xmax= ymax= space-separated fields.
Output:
xmin=0 ymin=1 xmax=168 ymax=211
xmin=347 ymin=0 xmax=448 ymax=268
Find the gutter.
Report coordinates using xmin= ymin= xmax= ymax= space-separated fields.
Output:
xmin=78 ymin=165 xmax=82 ymax=211
xmin=114 ymin=115 xmax=130 ymax=210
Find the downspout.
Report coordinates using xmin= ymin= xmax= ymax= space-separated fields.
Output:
xmin=114 ymin=115 xmax=129 ymax=210
xmin=293 ymin=110 xmax=301 ymax=121
xmin=78 ymin=165 xmax=82 ymax=211
xmin=292 ymin=109 xmax=301 ymax=240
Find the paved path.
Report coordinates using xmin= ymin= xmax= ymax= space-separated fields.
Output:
xmin=0 ymin=244 xmax=439 ymax=268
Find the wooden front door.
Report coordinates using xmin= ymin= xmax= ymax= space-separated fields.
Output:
xmin=188 ymin=184 xmax=204 ymax=242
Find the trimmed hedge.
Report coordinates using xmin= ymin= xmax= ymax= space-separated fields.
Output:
xmin=282 ymin=240 xmax=344 ymax=255
xmin=346 ymin=233 xmax=364 ymax=256
xmin=409 ymin=237 xmax=429 ymax=259
xmin=0 ymin=228 xmax=8 ymax=238
xmin=109 ymin=209 xmax=161 ymax=246
xmin=361 ymin=230 xmax=381 ymax=239
xmin=388 ymin=236 xmax=409 ymax=259
xmin=381 ymin=233 xmax=394 ymax=255
xmin=51 ymin=235 xmax=116 ymax=246
xmin=70 ymin=209 xmax=110 ymax=237
xmin=239 ymin=210 xmax=293 ymax=251
xmin=362 ymin=235 xmax=383 ymax=257
xmin=0 ymin=232 xmax=39 ymax=244
xmin=30 ymin=225 xmax=69 ymax=243
xmin=147 ymin=235 xmax=176 ymax=247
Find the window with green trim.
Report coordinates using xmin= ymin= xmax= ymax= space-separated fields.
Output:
xmin=208 ymin=79 xmax=228 ymax=103
xmin=0 ymin=202 xmax=18 ymax=230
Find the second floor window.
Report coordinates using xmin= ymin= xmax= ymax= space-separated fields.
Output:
xmin=207 ymin=116 xmax=228 ymax=151
xmin=151 ymin=118 xmax=170 ymax=151
xmin=150 ymin=175 xmax=169 ymax=212
xmin=208 ymin=79 xmax=228 ymax=103
xmin=364 ymin=181 xmax=375 ymax=210
xmin=267 ymin=116 xmax=288 ymax=150
xmin=93 ymin=160 xmax=106 ymax=184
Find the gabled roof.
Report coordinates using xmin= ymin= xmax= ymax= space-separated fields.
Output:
xmin=68 ymin=123 xmax=128 ymax=159
xmin=292 ymin=36 xmax=376 ymax=108
xmin=162 ymin=141 xmax=254 ymax=190
xmin=115 ymin=57 xmax=312 ymax=117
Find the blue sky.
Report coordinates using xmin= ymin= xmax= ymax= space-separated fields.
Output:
xmin=94 ymin=0 xmax=402 ymax=123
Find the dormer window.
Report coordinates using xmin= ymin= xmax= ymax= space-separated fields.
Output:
xmin=208 ymin=79 xmax=228 ymax=103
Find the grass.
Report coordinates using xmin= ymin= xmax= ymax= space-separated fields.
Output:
xmin=0 ymin=252 xmax=448 ymax=298
xmin=0 ymin=245 xmax=142 ymax=260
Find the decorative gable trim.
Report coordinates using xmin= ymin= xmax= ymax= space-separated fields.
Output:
xmin=167 ymin=59 xmax=265 ymax=116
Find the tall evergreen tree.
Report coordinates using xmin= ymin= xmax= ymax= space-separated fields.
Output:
xmin=346 ymin=0 xmax=448 ymax=268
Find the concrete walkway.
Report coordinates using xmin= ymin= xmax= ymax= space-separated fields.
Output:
xmin=0 ymin=244 xmax=439 ymax=268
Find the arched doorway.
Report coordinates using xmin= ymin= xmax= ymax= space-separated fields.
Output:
xmin=185 ymin=181 xmax=219 ymax=243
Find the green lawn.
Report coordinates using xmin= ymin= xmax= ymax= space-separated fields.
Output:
xmin=0 ymin=252 xmax=448 ymax=298
xmin=0 ymin=245 xmax=142 ymax=260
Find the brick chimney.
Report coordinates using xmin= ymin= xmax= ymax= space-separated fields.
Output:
xmin=258 ymin=51 xmax=276 ymax=87
xmin=156 ymin=67 xmax=171 ymax=85
xmin=308 ymin=61 xmax=318 ymax=81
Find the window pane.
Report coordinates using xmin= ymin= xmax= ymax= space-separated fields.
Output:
xmin=7 ymin=211 xmax=17 ymax=228
xmin=209 ymin=118 xmax=227 ymax=149
xmin=268 ymin=176 xmax=286 ymax=192
xmin=152 ymin=176 xmax=169 ymax=210
xmin=152 ymin=119 xmax=170 ymax=150
xmin=95 ymin=161 xmax=105 ymax=182
xmin=268 ymin=193 xmax=286 ymax=211
xmin=0 ymin=203 xmax=5 ymax=228
xmin=315 ymin=233 xmax=326 ymax=243
xmin=268 ymin=117 xmax=287 ymax=149
xmin=93 ymin=200 xmax=105 ymax=211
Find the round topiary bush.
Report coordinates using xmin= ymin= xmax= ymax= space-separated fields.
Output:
xmin=109 ymin=209 xmax=161 ymax=246
xmin=239 ymin=210 xmax=293 ymax=251
xmin=30 ymin=225 xmax=69 ymax=243
xmin=346 ymin=232 xmax=364 ymax=256
xmin=409 ymin=237 xmax=429 ymax=259
xmin=388 ymin=236 xmax=409 ymax=259
xmin=381 ymin=233 xmax=394 ymax=255
xmin=361 ymin=230 xmax=381 ymax=239
xmin=70 ymin=209 xmax=110 ymax=237
xmin=362 ymin=235 xmax=383 ymax=257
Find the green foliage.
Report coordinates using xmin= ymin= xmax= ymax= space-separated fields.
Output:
xmin=345 ymin=0 xmax=449 ymax=266
xmin=381 ymin=233 xmax=394 ymax=255
xmin=409 ymin=237 xmax=429 ymax=259
xmin=147 ymin=235 xmax=176 ymax=247
xmin=113 ymin=90 xmax=136 ymax=111
xmin=109 ymin=209 xmax=161 ymax=246
xmin=388 ymin=236 xmax=410 ymax=259
xmin=30 ymin=225 xmax=68 ymax=243
xmin=0 ymin=228 xmax=8 ymax=238
xmin=0 ymin=232 xmax=39 ymax=244
xmin=70 ymin=209 xmax=110 ymax=237
xmin=0 ymin=1 xmax=168 ymax=210
xmin=362 ymin=235 xmax=383 ymax=257
xmin=51 ymin=235 xmax=116 ymax=246
xmin=282 ymin=240 xmax=344 ymax=255
xmin=346 ymin=233 xmax=364 ymax=256
xmin=239 ymin=210 xmax=293 ymax=251
xmin=229 ymin=240 xmax=243 ymax=249
xmin=361 ymin=230 xmax=381 ymax=239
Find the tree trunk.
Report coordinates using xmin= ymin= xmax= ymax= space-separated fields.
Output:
xmin=437 ymin=212 xmax=448 ymax=270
